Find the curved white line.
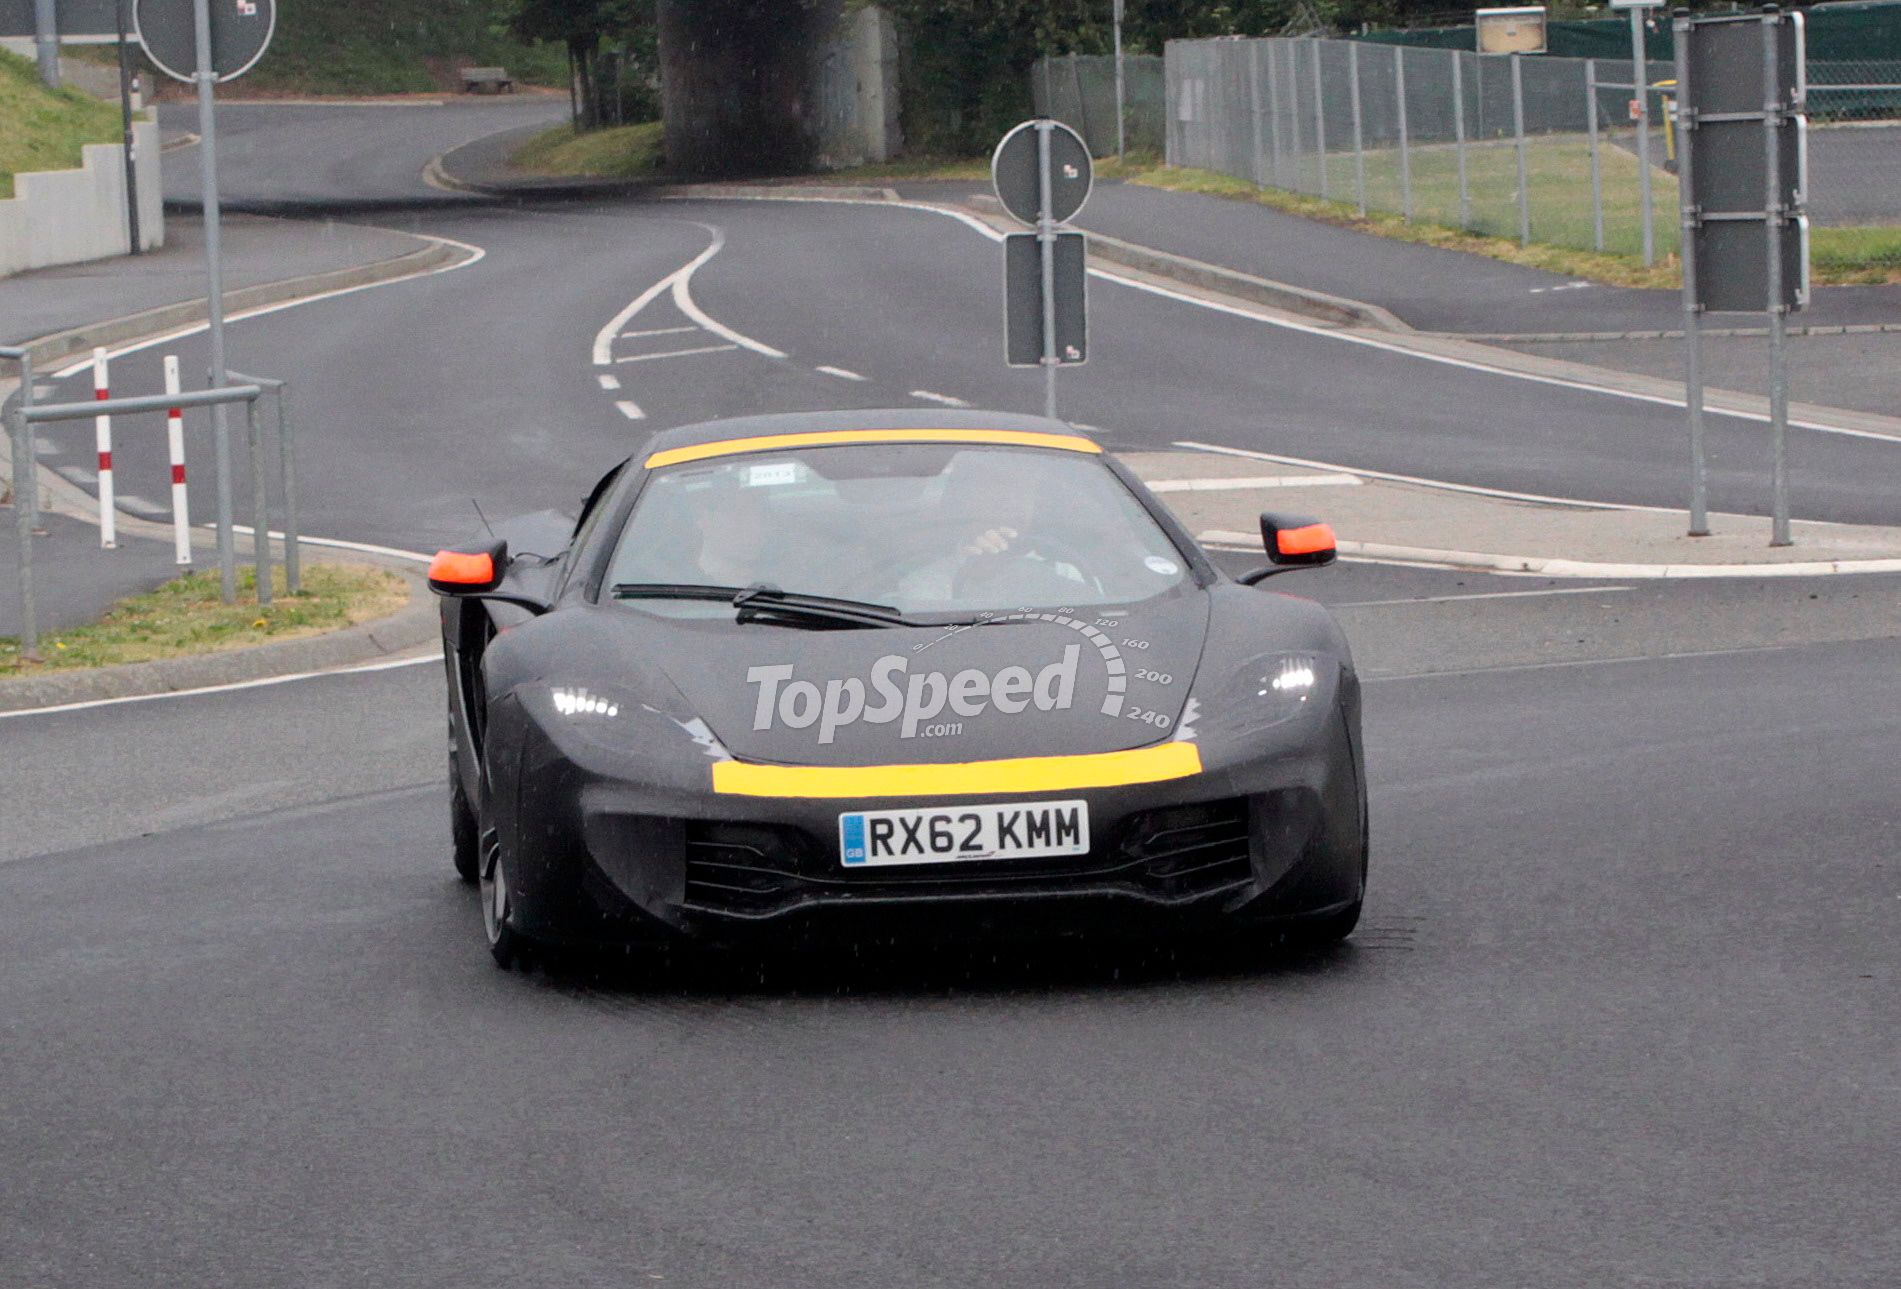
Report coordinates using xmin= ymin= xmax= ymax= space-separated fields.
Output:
xmin=591 ymin=224 xmax=787 ymax=365
xmin=53 ymin=233 xmax=487 ymax=378
xmin=0 ymin=652 xmax=441 ymax=722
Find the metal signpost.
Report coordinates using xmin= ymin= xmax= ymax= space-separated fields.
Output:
xmin=1611 ymin=0 xmax=1662 ymax=267
xmin=134 ymin=0 xmax=274 ymax=602
xmin=993 ymin=120 xmax=1093 ymax=420
xmin=1674 ymin=5 xmax=1808 ymax=546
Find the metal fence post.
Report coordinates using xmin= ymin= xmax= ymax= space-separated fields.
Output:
xmin=1247 ymin=42 xmax=1268 ymax=187
xmin=1395 ymin=46 xmax=1412 ymax=220
xmin=1265 ymin=41 xmax=1286 ymax=187
xmin=246 ymin=397 xmax=271 ymax=606
xmin=1113 ymin=0 xmax=1127 ymax=159
xmin=1674 ymin=15 xmax=1709 ymax=538
xmin=1349 ymin=42 xmax=1366 ymax=217
xmin=1632 ymin=4 xmax=1656 ymax=267
xmin=1511 ymin=52 xmax=1531 ymax=245
xmin=1453 ymin=50 xmax=1470 ymax=230
xmin=1763 ymin=14 xmax=1791 ymax=548
xmin=5 ymin=346 xmax=41 ymax=532
xmin=1285 ymin=41 xmax=1306 ymax=192
xmin=1586 ymin=58 xmax=1606 ymax=251
xmin=1311 ymin=38 xmax=1329 ymax=198
xmin=276 ymin=383 xmax=300 ymax=595
xmin=1069 ymin=54 xmax=1093 ymax=153
xmin=6 ymin=403 xmax=38 ymax=663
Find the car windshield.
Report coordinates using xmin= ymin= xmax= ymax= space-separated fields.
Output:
xmin=604 ymin=443 xmax=1192 ymax=619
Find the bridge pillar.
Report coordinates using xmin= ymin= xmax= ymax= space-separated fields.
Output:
xmin=657 ymin=0 xmax=838 ymax=176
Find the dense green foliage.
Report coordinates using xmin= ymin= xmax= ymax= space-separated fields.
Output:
xmin=229 ymin=0 xmax=568 ymax=95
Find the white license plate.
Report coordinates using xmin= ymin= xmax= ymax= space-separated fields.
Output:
xmin=839 ymin=800 xmax=1090 ymax=867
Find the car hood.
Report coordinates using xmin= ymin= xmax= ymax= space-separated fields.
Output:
xmin=635 ymin=591 xmax=1212 ymax=766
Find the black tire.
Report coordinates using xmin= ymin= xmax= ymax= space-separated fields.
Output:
xmin=478 ymin=818 xmax=534 ymax=970
xmin=1281 ymin=899 xmax=1362 ymax=951
xmin=449 ymin=748 xmax=479 ymax=885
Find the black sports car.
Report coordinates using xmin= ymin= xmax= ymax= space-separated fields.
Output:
xmin=431 ymin=410 xmax=1367 ymax=967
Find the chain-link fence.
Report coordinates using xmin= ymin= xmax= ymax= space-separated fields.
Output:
xmin=1166 ymin=37 xmax=1901 ymax=262
xmin=1031 ymin=54 xmax=1166 ymax=157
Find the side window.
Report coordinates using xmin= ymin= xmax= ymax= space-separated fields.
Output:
xmin=570 ymin=460 xmax=628 ymax=546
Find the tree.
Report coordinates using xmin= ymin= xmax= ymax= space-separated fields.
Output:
xmin=509 ymin=0 xmax=654 ymax=129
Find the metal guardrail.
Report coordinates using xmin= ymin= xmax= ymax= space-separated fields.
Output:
xmin=5 ymin=381 xmax=268 ymax=664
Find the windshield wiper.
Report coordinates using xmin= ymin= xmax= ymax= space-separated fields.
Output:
xmin=609 ymin=582 xmax=906 ymax=629
xmin=731 ymin=584 xmax=906 ymax=629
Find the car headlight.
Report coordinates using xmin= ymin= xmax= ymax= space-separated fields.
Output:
xmin=1253 ymin=652 xmax=1322 ymax=725
xmin=1191 ymin=651 xmax=1332 ymax=742
xmin=527 ymin=681 xmax=728 ymax=762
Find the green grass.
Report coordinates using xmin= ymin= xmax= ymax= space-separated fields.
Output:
xmin=0 ymin=48 xmax=128 ymax=200
xmin=510 ymin=121 xmax=666 ymax=180
xmin=0 ymin=563 xmax=408 ymax=675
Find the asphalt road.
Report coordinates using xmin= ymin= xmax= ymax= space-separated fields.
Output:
xmin=5 ymin=105 xmax=1897 ymax=1287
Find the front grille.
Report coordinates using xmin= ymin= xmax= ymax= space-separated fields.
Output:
xmin=681 ymin=797 xmax=1256 ymax=920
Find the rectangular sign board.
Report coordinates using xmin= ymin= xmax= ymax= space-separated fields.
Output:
xmin=1476 ymin=7 xmax=1547 ymax=55
xmin=0 ymin=0 xmax=122 ymax=39
xmin=1004 ymin=232 xmax=1088 ymax=368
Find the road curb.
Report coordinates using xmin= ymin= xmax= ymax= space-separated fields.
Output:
xmin=1198 ymin=530 xmax=1901 ymax=579
xmin=0 ymin=558 xmax=438 ymax=714
xmin=12 ymin=236 xmax=466 ymax=370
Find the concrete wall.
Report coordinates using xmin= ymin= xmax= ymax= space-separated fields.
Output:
xmin=810 ymin=6 xmax=902 ymax=169
xmin=0 ymin=116 xmax=164 ymax=278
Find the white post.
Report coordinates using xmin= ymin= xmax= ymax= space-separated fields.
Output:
xmin=165 ymin=355 xmax=191 ymax=565
xmin=93 ymin=348 xmax=116 ymax=549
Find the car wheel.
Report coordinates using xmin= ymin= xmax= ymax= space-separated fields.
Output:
xmin=478 ymin=821 xmax=532 ymax=970
xmin=449 ymin=749 xmax=479 ymax=885
xmin=1280 ymin=899 xmax=1362 ymax=952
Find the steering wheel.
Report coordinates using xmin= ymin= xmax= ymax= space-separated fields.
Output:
xmin=952 ymin=531 xmax=1102 ymax=602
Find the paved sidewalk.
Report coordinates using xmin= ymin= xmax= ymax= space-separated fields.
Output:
xmin=897 ymin=178 xmax=1901 ymax=338
xmin=0 ymin=510 xmax=182 ymax=639
xmin=0 ymin=214 xmax=424 ymax=346
xmin=1126 ymin=451 xmax=1901 ymax=577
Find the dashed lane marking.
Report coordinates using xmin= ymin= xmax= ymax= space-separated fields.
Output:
xmin=816 ymin=366 xmax=868 ymax=381
xmin=910 ymin=389 xmax=970 ymax=408
xmin=597 ymin=374 xmax=621 ymax=391
xmin=620 ymin=326 xmax=698 ymax=339
xmin=616 ymin=399 xmax=645 ymax=420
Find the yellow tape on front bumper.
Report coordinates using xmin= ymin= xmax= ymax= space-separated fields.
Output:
xmin=710 ymin=741 xmax=1203 ymax=799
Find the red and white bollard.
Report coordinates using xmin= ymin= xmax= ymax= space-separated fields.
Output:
xmin=164 ymin=354 xmax=191 ymax=565
xmin=93 ymin=347 xmax=115 ymax=548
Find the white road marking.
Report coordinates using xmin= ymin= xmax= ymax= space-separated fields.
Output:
xmin=221 ymin=524 xmax=431 ymax=563
xmin=1147 ymin=474 xmax=1362 ymax=493
xmin=1176 ymin=440 xmax=1662 ymax=513
xmin=591 ymin=225 xmax=787 ymax=366
xmin=0 ymin=651 xmax=443 ymax=721
xmin=620 ymin=325 xmax=698 ymax=339
xmin=1331 ymin=585 xmax=1635 ymax=607
xmin=910 ymin=389 xmax=970 ymax=407
xmin=615 ymin=399 xmax=645 ymax=420
xmin=614 ymin=343 xmax=738 ymax=364
xmin=52 ymin=233 xmax=487 ymax=377
xmin=597 ymin=373 xmax=621 ymax=390
xmin=816 ymin=365 xmax=867 ymax=381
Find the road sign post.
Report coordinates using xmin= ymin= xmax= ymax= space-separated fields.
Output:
xmin=1673 ymin=5 xmax=1807 ymax=546
xmin=992 ymin=119 xmax=1092 ymax=421
xmin=136 ymin=0 xmax=274 ymax=601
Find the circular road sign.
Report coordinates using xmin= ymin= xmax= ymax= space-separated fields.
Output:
xmin=135 ymin=0 xmax=275 ymax=85
xmin=991 ymin=119 xmax=1093 ymax=226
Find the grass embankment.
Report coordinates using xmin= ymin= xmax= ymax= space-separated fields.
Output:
xmin=0 ymin=563 xmax=408 ymax=676
xmin=834 ymin=139 xmax=1901 ymax=289
xmin=0 ymin=49 xmax=127 ymax=200
xmin=510 ymin=121 xmax=666 ymax=179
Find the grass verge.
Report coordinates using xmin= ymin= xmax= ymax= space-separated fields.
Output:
xmin=0 ymin=48 xmax=128 ymax=200
xmin=0 ymin=562 xmax=409 ymax=676
xmin=510 ymin=122 xmax=665 ymax=180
